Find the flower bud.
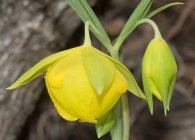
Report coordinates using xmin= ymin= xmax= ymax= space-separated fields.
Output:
xmin=142 ymin=38 xmax=177 ymax=114
xmin=7 ymin=45 xmax=145 ymax=123
xmin=45 ymin=46 xmax=128 ymax=122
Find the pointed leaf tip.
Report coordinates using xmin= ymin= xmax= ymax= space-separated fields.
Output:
xmin=6 ymin=85 xmax=18 ymax=90
xmin=164 ymin=108 xmax=168 ymax=116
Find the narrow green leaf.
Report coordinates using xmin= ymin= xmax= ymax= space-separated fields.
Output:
xmin=114 ymin=0 xmax=153 ymax=49
xmin=81 ymin=46 xmax=115 ymax=96
xmin=95 ymin=112 xmax=115 ymax=138
xmin=110 ymin=99 xmax=123 ymax=140
xmin=146 ymin=2 xmax=184 ymax=18
xmin=7 ymin=47 xmax=78 ymax=89
xmin=141 ymin=1 xmax=153 ymax=18
xmin=79 ymin=0 xmax=109 ymax=39
xmin=67 ymin=0 xmax=112 ymax=48
xmin=89 ymin=22 xmax=113 ymax=52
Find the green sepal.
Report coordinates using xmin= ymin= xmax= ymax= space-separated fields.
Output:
xmin=81 ymin=46 xmax=115 ymax=96
xmin=85 ymin=46 xmax=145 ymax=99
xmin=145 ymin=2 xmax=184 ymax=18
xmin=7 ymin=47 xmax=78 ymax=89
xmin=142 ymin=72 xmax=154 ymax=114
xmin=104 ymin=55 xmax=146 ymax=99
xmin=95 ymin=111 xmax=115 ymax=138
xmin=167 ymin=76 xmax=176 ymax=111
xmin=114 ymin=62 xmax=145 ymax=99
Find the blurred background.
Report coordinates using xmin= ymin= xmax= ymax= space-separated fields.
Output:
xmin=0 ymin=0 xmax=194 ymax=140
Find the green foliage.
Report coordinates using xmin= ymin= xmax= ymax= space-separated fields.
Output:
xmin=66 ymin=0 xmax=112 ymax=51
xmin=114 ymin=0 xmax=153 ymax=49
xmin=110 ymin=100 xmax=123 ymax=140
xmin=96 ymin=112 xmax=115 ymax=138
xmin=146 ymin=2 xmax=184 ymax=18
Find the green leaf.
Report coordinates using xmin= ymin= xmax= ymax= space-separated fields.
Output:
xmin=114 ymin=0 xmax=153 ymax=49
xmin=67 ymin=0 xmax=112 ymax=50
xmin=146 ymin=2 xmax=184 ymax=18
xmin=7 ymin=47 xmax=78 ymax=89
xmin=104 ymin=55 xmax=145 ymax=99
xmin=95 ymin=112 xmax=115 ymax=138
xmin=141 ymin=0 xmax=153 ymax=18
xmin=81 ymin=46 xmax=115 ymax=96
xmin=110 ymin=99 xmax=123 ymax=140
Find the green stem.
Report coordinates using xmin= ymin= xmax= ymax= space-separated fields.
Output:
xmin=84 ymin=20 xmax=113 ymax=53
xmin=84 ymin=21 xmax=92 ymax=46
xmin=122 ymin=95 xmax=130 ymax=140
xmin=136 ymin=18 xmax=162 ymax=38
xmin=110 ymin=50 xmax=130 ymax=140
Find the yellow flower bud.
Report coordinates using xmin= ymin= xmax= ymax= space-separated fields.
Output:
xmin=45 ymin=45 xmax=128 ymax=122
xmin=7 ymin=44 xmax=145 ymax=123
xmin=142 ymin=38 xmax=177 ymax=114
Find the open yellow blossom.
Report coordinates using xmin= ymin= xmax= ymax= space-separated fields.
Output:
xmin=7 ymin=45 xmax=145 ymax=123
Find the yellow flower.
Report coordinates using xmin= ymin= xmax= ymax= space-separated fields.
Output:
xmin=142 ymin=38 xmax=177 ymax=114
xmin=45 ymin=46 xmax=128 ymax=122
xmin=7 ymin=45 xmax=145 ymax=123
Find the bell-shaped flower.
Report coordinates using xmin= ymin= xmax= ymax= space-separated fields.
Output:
xmin=142 ymin=38 xmax=177 ymax=114
xmin=7 ymin=45 xmax=145 ymax=123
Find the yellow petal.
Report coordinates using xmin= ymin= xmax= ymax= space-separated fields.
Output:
xmin=46 ymin=80 xmax=78 ymax=121
xmin=91 ymin=70 xmax=128 ymax=118
xmin=46 ymin=49 xmax=96 ymax=123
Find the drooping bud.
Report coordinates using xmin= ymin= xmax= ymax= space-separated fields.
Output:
xmin=142 ymin=38 xmax=177 ymax=114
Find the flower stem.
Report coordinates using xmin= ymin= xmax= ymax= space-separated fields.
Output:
xmin=84 ymin=21 xmax=92 ymax=46
xmin=122 ymin=94 xmax=130 ymax=140
xmin=136 ymin=18 xmax=162 ymax=38
xmin=110 ymin=50 xmax=130 ymax=140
